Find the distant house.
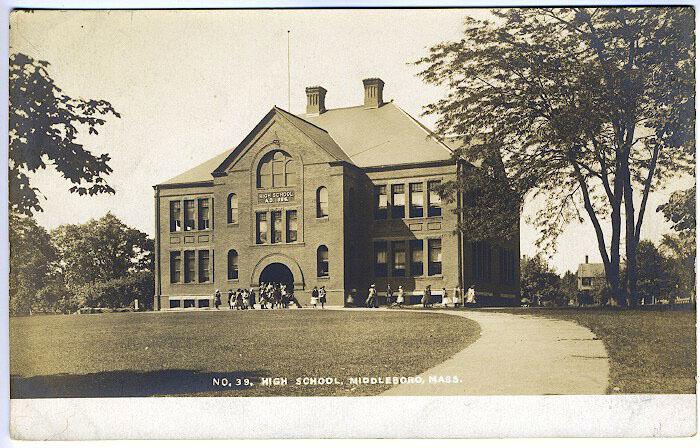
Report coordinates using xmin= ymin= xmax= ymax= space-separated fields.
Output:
xmin=576 ymin=256 xmax=607 ymax=292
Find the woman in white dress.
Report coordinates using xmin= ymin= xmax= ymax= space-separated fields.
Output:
xmin=466 ymin=285 xmax=476 ymax=306
xmin=452 ymin=285 xmax=463 ymax=308
xmin=441 ymin=287 xmax=449 ymax=307
xmin=395 ymin=286 xmax=405 ymax=307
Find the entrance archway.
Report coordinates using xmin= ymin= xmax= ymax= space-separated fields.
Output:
xmin=259 ymin=263 xmax=294 ymax=287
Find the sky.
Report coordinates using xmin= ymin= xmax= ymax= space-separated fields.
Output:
xmin=9 ymin=9 xmax=693 ymax=274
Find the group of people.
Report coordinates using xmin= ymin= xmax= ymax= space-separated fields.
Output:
xmin=309 ymin=286 xmax=328 ymax=309
xmin=213 ymin=282 xmax=303 ymax=310
xmin=362 ymin=284 xmax=477 ymax=308
xmin=212 ymin=282 xmax=478 ymax=310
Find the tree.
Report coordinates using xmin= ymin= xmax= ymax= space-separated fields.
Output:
xmin=520 ymin=254 xmax=564 ymax=306
xmin=659 ymin=233 xmax=695 ymax=300
xmin=9 ymin=53 xmax=120 ymax=216
xmin=8 ymin=212 xmax=58 ymax=315
xmin=561 ymin=270 xmax=578 ymax=305
xmin=657 ymin=186 xmax=696 ymax=235
xmin=76 ymin=271 xmax=154 ymax=310
xmin=415 ymin=8 xmax=695 ymax=307
xmin=51 ymin=212 xmax=154 ymax=289
xmin=633 ymin=240 xmax=673 ymax=304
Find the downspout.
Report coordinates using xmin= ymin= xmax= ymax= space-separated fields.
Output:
xmin=153 ymin=185 xmax=162 ymax=311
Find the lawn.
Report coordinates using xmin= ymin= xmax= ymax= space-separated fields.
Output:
xmin=10 ymin=309 xmax=480 ymax=398
xmin=478 ymin=307 xmax=696 ymax=394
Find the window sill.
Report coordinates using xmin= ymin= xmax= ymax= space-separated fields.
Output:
xmin=317 ymin=275 xmax=330 ymax=279
xmin=226 ymin=222 xmax=239 ymax=227
xmin=316 ymin=216 xmax=330 ymax=222
xmin=169 ymin=229 xmax=212 ymax=234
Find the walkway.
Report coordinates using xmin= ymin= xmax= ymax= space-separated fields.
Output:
xmin=377 ymin=309 xmax=610 ymax=395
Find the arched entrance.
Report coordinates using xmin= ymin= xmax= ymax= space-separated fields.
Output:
xmin=259 ymin=262 xmax=294 ymax=287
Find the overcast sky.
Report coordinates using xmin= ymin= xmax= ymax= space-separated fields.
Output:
xmin=10 ymin=9 xmax=692 ymax=274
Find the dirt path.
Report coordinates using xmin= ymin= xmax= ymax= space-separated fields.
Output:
xmin=378 ymin=309 xmax=610 ymax=395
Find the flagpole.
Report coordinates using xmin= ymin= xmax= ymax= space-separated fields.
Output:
xmin=287 ymin=30 xmax=291 ymax=110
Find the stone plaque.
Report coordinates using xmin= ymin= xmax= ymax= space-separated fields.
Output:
xmin=258 ymin=190 xmax=294 ymax=204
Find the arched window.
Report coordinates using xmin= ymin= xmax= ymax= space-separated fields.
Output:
xmin=227 ymin=249 xmax=239 ymax=280
xmin=227 ymin=193 xmax=238 ymax=224
xmin=316 ymin=186 xmax=329 ymax=218
xmin=317 ymin=245 xmax=329 ymax=277
xmin=257 ymin=150 xmax=295 ymax=188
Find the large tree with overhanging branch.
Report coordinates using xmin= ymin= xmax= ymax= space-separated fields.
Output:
xmin=9 ymin=52 xmax=120 ymax=216
xmin=416 ymin=7 xmax=694 ymax=307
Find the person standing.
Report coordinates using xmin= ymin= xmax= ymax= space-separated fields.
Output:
xmin=366 ymin=284 xmax=378 ymax=308
xmin=466 ymin=285 xmax=476 ymax=306
xmin=452 ymin=285 xmax=463 ymax=308
xmin=248 ymin=288 xmax=256 ymax=310
xmin=235 ymin=289 xmax=244 ymax=310
xmin=319 ymin=286 xmax=327 ymax=309
xmin=385 ymin=284 xmax=393 ymax=306
xmin=441 ymin=287 xmax=449 ymax=308
xmin=421 ymin=285 xmax=431 ymax=308
xmin=227 ymin=289 xmax=234 ymax=309
xmin=214 ymin=289 xmax=221 ymax=310
xmin=395 ymin=285 xmax=405 ymax=307
xmin=311 ymin=286 xmax=319 ymax=308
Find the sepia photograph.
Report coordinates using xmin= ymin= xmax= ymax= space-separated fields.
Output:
xmin=5 ymin=3 xmax=697 ymax=440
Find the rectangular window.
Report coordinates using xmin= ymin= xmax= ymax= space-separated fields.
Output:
xmin=374 ymin=241 xmax=388 ymax=277
xmin=184 ymin=250 xmax=195 ymax=283
xmin=183 ymin=200 xmax=196 ymax=231
xmin=256 ymin=212 xmax=268 ymax=244
xmin=410 ymin=240 xmax=424 ymax=276
xmin=271 ymin=211 xmax=282 ymax=243
xmin=198 ymin=250 xmax=210 ymax=283
xmin=392 ymin=240 xmax=406 ymax=277
xmin=428 ymin=180 xmax=442 ymax=217
xmin=409 ymin=183 xmax=424 ymax=218
xmin=392 ymin=184 xmax=405 ymax=218
xmin=582 ymin=277 xmax=592 ymax=287
xmin=499 ymin=248 xmax=516 ymax=285
xmin=428 ymin=238 xmax=442 ymax=276
xmin=471 ymin=242 xmax=492 ymax=282
xmin=169 ymin=201 xmax=181 ymax=232
xmin=197 ymin=198 xmax=210 ymax=230
xmin=169 ymin=251 xmax=181 ymax=283
xmin=286 ymin=210 xmax=298 ymax=242
xmin=374 ymin=185 xmax=388 ymax=220
xmin=198 ymin=299 xmax=210 ymax=308
xmin=184 ymin=299 xmax=195 ymax=308
xmin=169 ymin=299 xmax=181 ymax=308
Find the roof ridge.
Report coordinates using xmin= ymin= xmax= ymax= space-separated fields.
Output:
xmin=273 ymin=106 xmax=331 ymax=134
xmin=274 ymin=107 xmax=353 ymax=164
xmin=393 ymin=103 xmax=454 ymax=156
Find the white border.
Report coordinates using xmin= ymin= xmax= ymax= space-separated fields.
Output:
xmin=1 ymin=0 xmax=698 ymax=444
xmin=9 ymin=395 xmax=697 ymax=440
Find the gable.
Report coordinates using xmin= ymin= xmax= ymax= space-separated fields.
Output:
xmin=212 ymin=107 xmax=352 ymax=176
xmin=156 ymin=107 xmax=352 ymax=186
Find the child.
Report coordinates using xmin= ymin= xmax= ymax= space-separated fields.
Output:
xmin=452 ymin=285 xmax=463 ymax=308
xmin=319 ymin=286 xmax=327 ymax=309
xmin=310 ymin=286 xmax=319 ymax=308
xmin=396 ymin=285 xmax=405 ymax=307
xmin=441 ymin=287 xmax=449 ymax=308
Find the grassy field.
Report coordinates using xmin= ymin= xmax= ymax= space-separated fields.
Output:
xmin=10 ymin=309 xmax=480 ymax=398
xmin=479 ymin=307 xmax=697 ymax=394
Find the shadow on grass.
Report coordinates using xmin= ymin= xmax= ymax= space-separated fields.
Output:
xmin=11 ymin=369 xmax=270 ymax=398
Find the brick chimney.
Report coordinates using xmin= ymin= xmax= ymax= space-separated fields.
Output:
xmin=363 ymin=78 xmax=384 ymax=109
xmin=305 ymin=86 xmax=327 ymax=115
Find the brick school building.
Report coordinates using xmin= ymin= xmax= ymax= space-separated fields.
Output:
xmin=153 ymin=78 xmax=520 ymax=309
